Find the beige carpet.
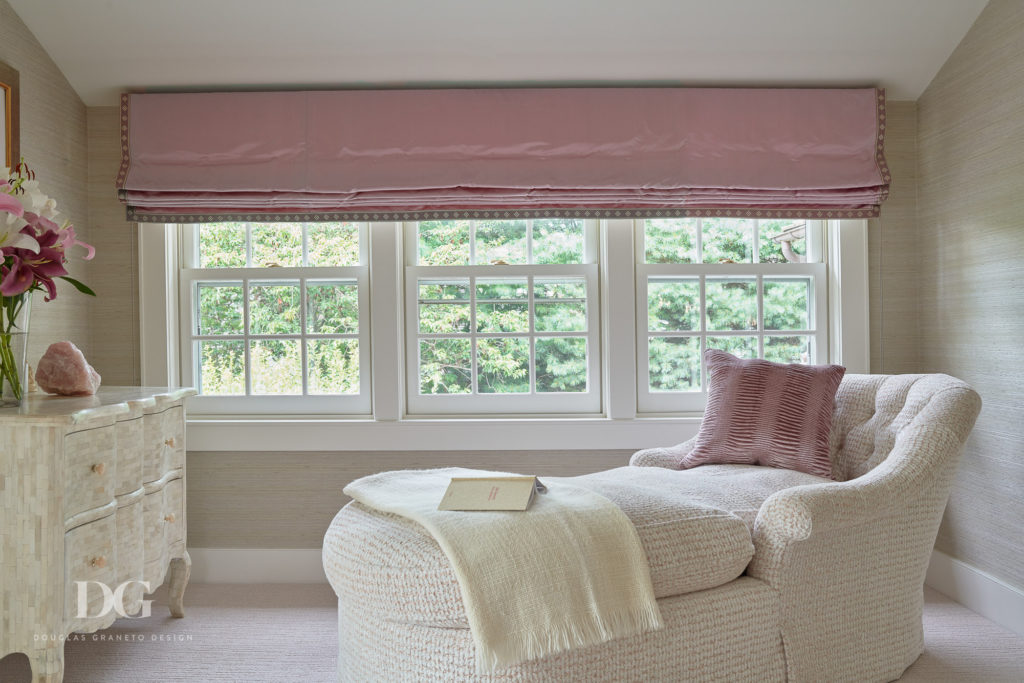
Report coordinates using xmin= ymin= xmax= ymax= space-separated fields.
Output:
xmin=1 ymin=585 xmax=1022 ymax=682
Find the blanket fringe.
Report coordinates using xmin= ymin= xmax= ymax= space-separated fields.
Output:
xmin=476 ymin=605 xmax=665 ymax=673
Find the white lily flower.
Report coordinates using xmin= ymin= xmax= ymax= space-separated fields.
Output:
xmin=0 ymin=225 xmax=40 ymax=253
xmin=20 ymin=180 xmax=51 ymax=214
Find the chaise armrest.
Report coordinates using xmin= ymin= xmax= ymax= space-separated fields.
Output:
xmin=746 ymin=422 xmax=970 ymax=682
xmin=751 ymin=423 xmax=963 ymax=547
xmin=629 ymin=437 xmax=696 ymax=469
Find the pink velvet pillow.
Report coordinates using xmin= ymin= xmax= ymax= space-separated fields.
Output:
xmin=681 ymin=350 xmax=845 ymax=478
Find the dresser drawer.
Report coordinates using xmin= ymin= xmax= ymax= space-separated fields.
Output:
xmin=64 ymin=427 xmax=116 ymax=518
xmin=164 ymin=477 xmax=185 ymax=549
xmin=142 ymin=487 xmax=168 ymax=587
xmin=115 ymin=416 xmax=143 ymax=495
xmin=64 ymin=513 xmax=117 ymax=634
xmin=163 ymin=406 xmax=185 ymax=472
xmin=142 ymin=411 xmax=165 ymax=483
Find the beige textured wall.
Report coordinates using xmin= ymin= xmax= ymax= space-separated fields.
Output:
xmin=870 ymin=101 xmax=919 ymax=374
xmin=86 ymin=106 xmax=139 ymax=385
xmin=0 ymin=0 xmax=90 ymax=366
xmin=187 ymin=450 xmax=633 ymax=548
xmin=916 ymin=0 xmax=1024 ymax=590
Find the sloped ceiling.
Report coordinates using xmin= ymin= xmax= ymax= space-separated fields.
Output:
xmin=8 ymin=0 xmax=988 ymax=106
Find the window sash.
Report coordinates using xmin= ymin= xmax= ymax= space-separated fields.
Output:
xmin=179 ymin=224 xmax=371 ymax=415
xmin=635 ymin=262 xmax=827 ymax=413
xmin=402 ymin=220 xmax=600 ymax=267
xmin=404 ymin=264 xmax=601 ymax=415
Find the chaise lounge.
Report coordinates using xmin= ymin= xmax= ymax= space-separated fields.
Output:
xmin=323 ymin=371 xmax=981 ymax=682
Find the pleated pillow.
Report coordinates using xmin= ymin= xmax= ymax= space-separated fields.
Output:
xmin=681 ymin=350 xmax=845 ymax=478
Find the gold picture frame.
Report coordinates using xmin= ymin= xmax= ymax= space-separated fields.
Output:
xmin=0 ymin=60 xmax=20 ymax=170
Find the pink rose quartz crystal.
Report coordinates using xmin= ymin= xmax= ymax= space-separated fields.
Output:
xmin=35 ymin=341 xmax=102 ymax=396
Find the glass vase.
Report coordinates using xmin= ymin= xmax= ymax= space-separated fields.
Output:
xmin=1 ymin=294 xmax=32 ymax=407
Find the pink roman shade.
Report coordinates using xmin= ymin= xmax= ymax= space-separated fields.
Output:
xmin=117 ymin=87 xmax=889 ymax=222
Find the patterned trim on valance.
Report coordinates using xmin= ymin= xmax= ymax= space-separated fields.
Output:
xmin=129 ymin=206 xmax=880 ymax=223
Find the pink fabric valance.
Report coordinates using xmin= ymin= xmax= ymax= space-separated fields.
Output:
xmin=117 ymin=87 xmax=889 ymax=222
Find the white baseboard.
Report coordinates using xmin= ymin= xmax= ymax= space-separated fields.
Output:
xmin=189 ymin=548 xmax=328 ymax=584
xmin=926 ymin=549 xmax=1024 ymax=638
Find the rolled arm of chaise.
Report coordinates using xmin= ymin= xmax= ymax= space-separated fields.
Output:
xmin=751 ymin=423 xmax=965 ymax=552
xmin=629 ymin=436 xmax=697 ymax=468
xmin=746 ymin=422 xmax=970 ymax=682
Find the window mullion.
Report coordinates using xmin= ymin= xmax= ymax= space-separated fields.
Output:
xmin=243 ymin=277 xmax=252 ymax=396
xmin=369 ymin=221 xmax=401 ymax=420
xmin=526 ymin=219 xmax=534 ymax=264
xmin=696 ymin=218 xmax=704 ymax=263
xmin=757 ymin=274 xmax=765 ymax=358
xmin=753 ymin=219 xmax=761 ymax=264
xmin=300 ymin=277 xmax=309 ymax=397
xmin=699 ymin=273 xmax=707 ymax=391
xmin=528 ymin=274 xmax=536 ymax=395
xmin=604 ymin=219 xmax=637 ymax=419
xmin=470 ymin=275 xmax=478 ymax=395
xmin=245 ymin=223 xmax=253 ymax=268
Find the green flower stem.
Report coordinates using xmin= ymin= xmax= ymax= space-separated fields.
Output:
xmin=0 ymin=294 xmax=28 ymax=402
xmin=0 ymin=331 xmax=22 ymax=401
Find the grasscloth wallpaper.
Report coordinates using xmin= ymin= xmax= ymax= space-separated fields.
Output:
xmin=916 ymin=0 xmax=1024 ymax=590
xmin=0 ymin=0 xmax=89 ymax=366
xmin=871 ymin=101 xmax=920 ymax=376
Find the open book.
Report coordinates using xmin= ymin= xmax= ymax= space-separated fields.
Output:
xmin=438 ymin=476 xmax=547 ymax=511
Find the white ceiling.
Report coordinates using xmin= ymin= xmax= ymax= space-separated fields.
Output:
xmin=9 ymin=0 xmax=988 ymax=107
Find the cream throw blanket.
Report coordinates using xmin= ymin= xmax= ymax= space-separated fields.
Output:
xmin=343 ymin=467 xmax=663 ymax=672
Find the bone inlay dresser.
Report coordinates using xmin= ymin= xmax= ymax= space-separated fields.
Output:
xmin=0 ymin=387 xmax=195 ymax=683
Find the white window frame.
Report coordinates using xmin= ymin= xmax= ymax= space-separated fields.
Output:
xmin=177 ymin=222 xmax=371 ymax=415
xmin=403 ymin=220 xmax=602 ymax=415
xmin=635 ymin=219 xmax=828 ymax=413
xmin=139 ymin=218 xmax=870 ymax=452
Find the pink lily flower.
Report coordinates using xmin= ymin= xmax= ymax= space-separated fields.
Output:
xmin=0 ymin=228 xmax=69 ymax=299
xmin=54 ymin=223 xmax=95 ymax=260
xmin=0 ymin=193 xmax=23 ymax=217
xmin=1 ymin=194 xmax=41 ymax=251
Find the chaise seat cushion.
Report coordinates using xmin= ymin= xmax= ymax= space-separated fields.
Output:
xmin=598 ymin=463 xmax=833 ymax=529
xmin=324 ymin=464 xmax=829 ymax=628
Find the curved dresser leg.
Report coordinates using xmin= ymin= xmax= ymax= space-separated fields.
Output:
xmin=167 ymin=550 xmax=192 ymax=618
xmin=29 ymin=645 xmax=64 ymax=682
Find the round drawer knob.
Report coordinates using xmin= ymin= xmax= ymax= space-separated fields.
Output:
xmin=91 ymin=463 xmax=106 ymax=476
xmin=165 ymin=438 xmax=176 ymax=447
xmin=164 ymin=513 xmax=176 ymax=523
xmin=89 ymin=556 xmax=107 ymax=569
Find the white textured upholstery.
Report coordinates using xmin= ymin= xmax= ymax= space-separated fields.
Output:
xmin=324 ymin=465 xmax=769 ymax=627
xmin=325 ymin=373 xmax=981 ymax=682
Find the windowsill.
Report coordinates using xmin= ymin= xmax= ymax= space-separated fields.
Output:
xmin=185 ymin=415 xmax=703 ymax=452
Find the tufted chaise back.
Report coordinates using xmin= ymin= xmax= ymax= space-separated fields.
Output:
xmin=828 ymin=373 xmax=981 ymax=482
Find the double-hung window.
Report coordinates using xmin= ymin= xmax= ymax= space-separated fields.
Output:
xmin=637 ymin=217 xmax=827 ymax=412
xmin=405 ymin=219 xmax=601 ymax=414
xmin=179 ymin=222 xmax=370 ymax=415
